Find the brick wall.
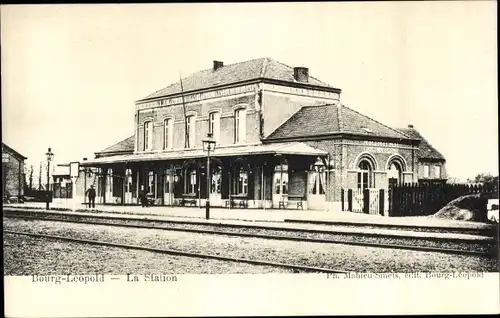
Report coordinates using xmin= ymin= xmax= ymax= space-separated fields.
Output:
xmin=302 ymin=138 xmax=418 ymax=201
xmin=416 ymin=161 xmax=447 ymax=180
xmin=2 ymin=151 xmax=24 ymax=198
xmin=136 ymin=94 xmax=259 ymax=151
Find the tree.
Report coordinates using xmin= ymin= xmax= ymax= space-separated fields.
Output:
xmin=473 ymin=173 xmax=499 ymax=192
xmin=473 ymin=173 xmax=498 ymax=184
xmin=28 ymin=165 xmax=34 ymax=190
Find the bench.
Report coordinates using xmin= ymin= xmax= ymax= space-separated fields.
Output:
xmin=278 ymin=200 xmax=287 ymax=209
xmin=180 ymin=198 xmax=197 ymax=207
xmin=147 ymin=195 xmax=155 ymax=206
xmin=288 ymin=195 xmax=306 ymax=210
xmin=225 ymin=198 xmax=248 ymax=208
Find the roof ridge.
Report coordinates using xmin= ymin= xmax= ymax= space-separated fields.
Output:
xmin=260 ymin=57 xmax=269 ymax=78
xmin=2 ymin=143 xmax=27 ymax=159
xmin=337 ymin=103 xmax=343 ymax=133
xmin=146 ymin=58 xmax=268 ymax=99
xmin=265 ymin=104 xmax=339 ymax=139
xmin=265 ymin=105 xmax=309 ymax=139
xmin=396 ymin=127 xmax=422 ymax=139
xmin=342 ymin=105 xmax=410 ymax=139
xmin=99 ymin=135 xmax=135 ymax=153
xmin=267 ymin=58 xmax=333 ymax=87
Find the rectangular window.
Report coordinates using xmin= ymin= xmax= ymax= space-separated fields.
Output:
xmin=144 ymin=121 xmax=152 ymax=151
xmin=186 ymin=116 xmax=195 ymax=148
xmin=209 ymin=112 xmax=220 ymax=143
xmin=235 ymin=109 xmax=246 ymax=143
xmin=164 ymin=119 xmax=173 ymax=149
xmin=423 ymin=165 xmax=429 ymax=178
xmin=435 ymin=166 xmax=441 ymax=179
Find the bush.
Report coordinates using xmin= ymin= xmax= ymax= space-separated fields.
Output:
xmin=433 ymin=194 xmax=488 ymax=222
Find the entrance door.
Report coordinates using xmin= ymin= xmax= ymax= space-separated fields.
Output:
xmin=124 ymin=169 xmax=133 ymax=204
xmin=105 ymin=169 xmax=113 ymax=203
xmin=307 ymin=170 xmax=325 ymax=210
xmin=209 ymin=166 xmax=222 ymax=206
xmin=164 ymin=174 xmax=174 ymax=206
xmin=272 ymin=159 xmax=289 ymax=208
xmin=272 ymin=171 xmax=288 ymax=208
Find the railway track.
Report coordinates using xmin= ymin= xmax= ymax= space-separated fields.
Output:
xmin=4 ymin=230 xmax=349 ymax=274
xmin=3 ymin=209 xmax=497 ymax=257
xmin=284 ymin=219 xmax=499 ymax=237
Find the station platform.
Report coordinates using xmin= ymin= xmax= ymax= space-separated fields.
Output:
xmin=3 ymin=201 xmax=496 ymax=231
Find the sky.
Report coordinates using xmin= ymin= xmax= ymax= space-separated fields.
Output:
xmin=1 ymin=2 xmax=498 ymax=182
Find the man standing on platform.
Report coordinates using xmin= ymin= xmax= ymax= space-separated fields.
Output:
xmin=139 ymin=185 xmax=148 ymax=208
xmin=85 ymin=185 xmax=96 ymax=209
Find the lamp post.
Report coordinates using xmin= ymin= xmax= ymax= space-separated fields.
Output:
xmin=45 ymin=147 xmax=54 ymax=210
xmin=202 ymin=133 xmax=216 ymax=220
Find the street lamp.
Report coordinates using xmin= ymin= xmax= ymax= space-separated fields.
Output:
xmin=202 ymin=133 xmax=216 ymax=220
xmin=45 ymin=147 xmax=54 ymax=210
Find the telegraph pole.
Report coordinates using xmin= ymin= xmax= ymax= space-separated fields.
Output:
xmin=39 ymin=162 xmax=42 ymax=190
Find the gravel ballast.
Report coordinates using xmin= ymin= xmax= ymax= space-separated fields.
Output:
xmin=4 ymin=218 xmax=498 ymax=273
xmin=3 ymin=233 xmax=294 ymax=275
xmin=4 ymin=213 xmax=495 ymax=253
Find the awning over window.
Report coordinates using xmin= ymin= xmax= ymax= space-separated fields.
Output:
xmin=80 ymin=142 xmax=327 ymax=166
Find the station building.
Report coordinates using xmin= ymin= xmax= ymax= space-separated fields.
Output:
xmin=81 ymin=57 xmax=446 ymax=210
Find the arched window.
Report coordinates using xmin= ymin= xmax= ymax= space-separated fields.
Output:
xmin=309 ymin=158 xmax=325 ymax=195
xmin=106 ymin=168 xmax=113 ymax=199
xmin=233 ymin=160 xmax=249 ymax=196
xmin=357 ymin=160 xmax=373 ymax=190
xmin=125 ymin=169 xmax=132 ymax=191
xmin=388 ymin=162 xmax=403 ymax=183
xmin=274 ymin=158 xmax=288 ymax=195
xmin=164 ymin=118 xmax=173 ymax=149
xmin=148 ymin=171 xmax=155 ymax=195
xmin=144 ymin=121 xmax=153 ymax=151
xmin=211 ymin=164 xmax=222 ymax=194
xmin=386 ymin=155 xmax=406 ymax=184
xmin=234 ymin=109 xmax=246 ymax=144
xmin=184 ymin=164 xmax=197 ymax=194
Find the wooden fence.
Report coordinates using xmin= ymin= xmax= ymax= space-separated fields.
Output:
xmin=341 ymin=188 xmax=386 ymax=215
xmin=388 ymin=183 xmax=498 ymax=217
xmin=341 ymin=183 xmax=498 ymax=217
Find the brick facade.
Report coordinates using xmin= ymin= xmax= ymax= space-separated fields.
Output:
xmin=136 ymin=93 xmax=259 ymax=151
xmin=2 ymin=144 xmax=26 ymax=199
xmin=302 ymin=139 xmax=417 ymax=201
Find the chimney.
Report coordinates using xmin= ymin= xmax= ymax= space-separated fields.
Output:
xmin=213 ymin=60 xmax=224 ymax=71
xmin=293 ymin=67 xmax=309 ymax=83
xmin=408 ymin=124 xmax=414 ymax=128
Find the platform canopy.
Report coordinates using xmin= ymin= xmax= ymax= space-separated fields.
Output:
xmin=80 ymin=142 xmax=327 ymax=166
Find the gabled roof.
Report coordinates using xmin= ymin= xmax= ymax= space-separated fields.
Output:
xmin=2 ymin=143 xmax=27 ymax=160
xmin=266 ymin=104 xmax=411 ymax=140
xmin=139 ymin=57 xmax=338 ymax=101
xmin=96 ymin=136 xmax=135 ymax=157
xmin=397 ymin=127 xmax=446 ymax=161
